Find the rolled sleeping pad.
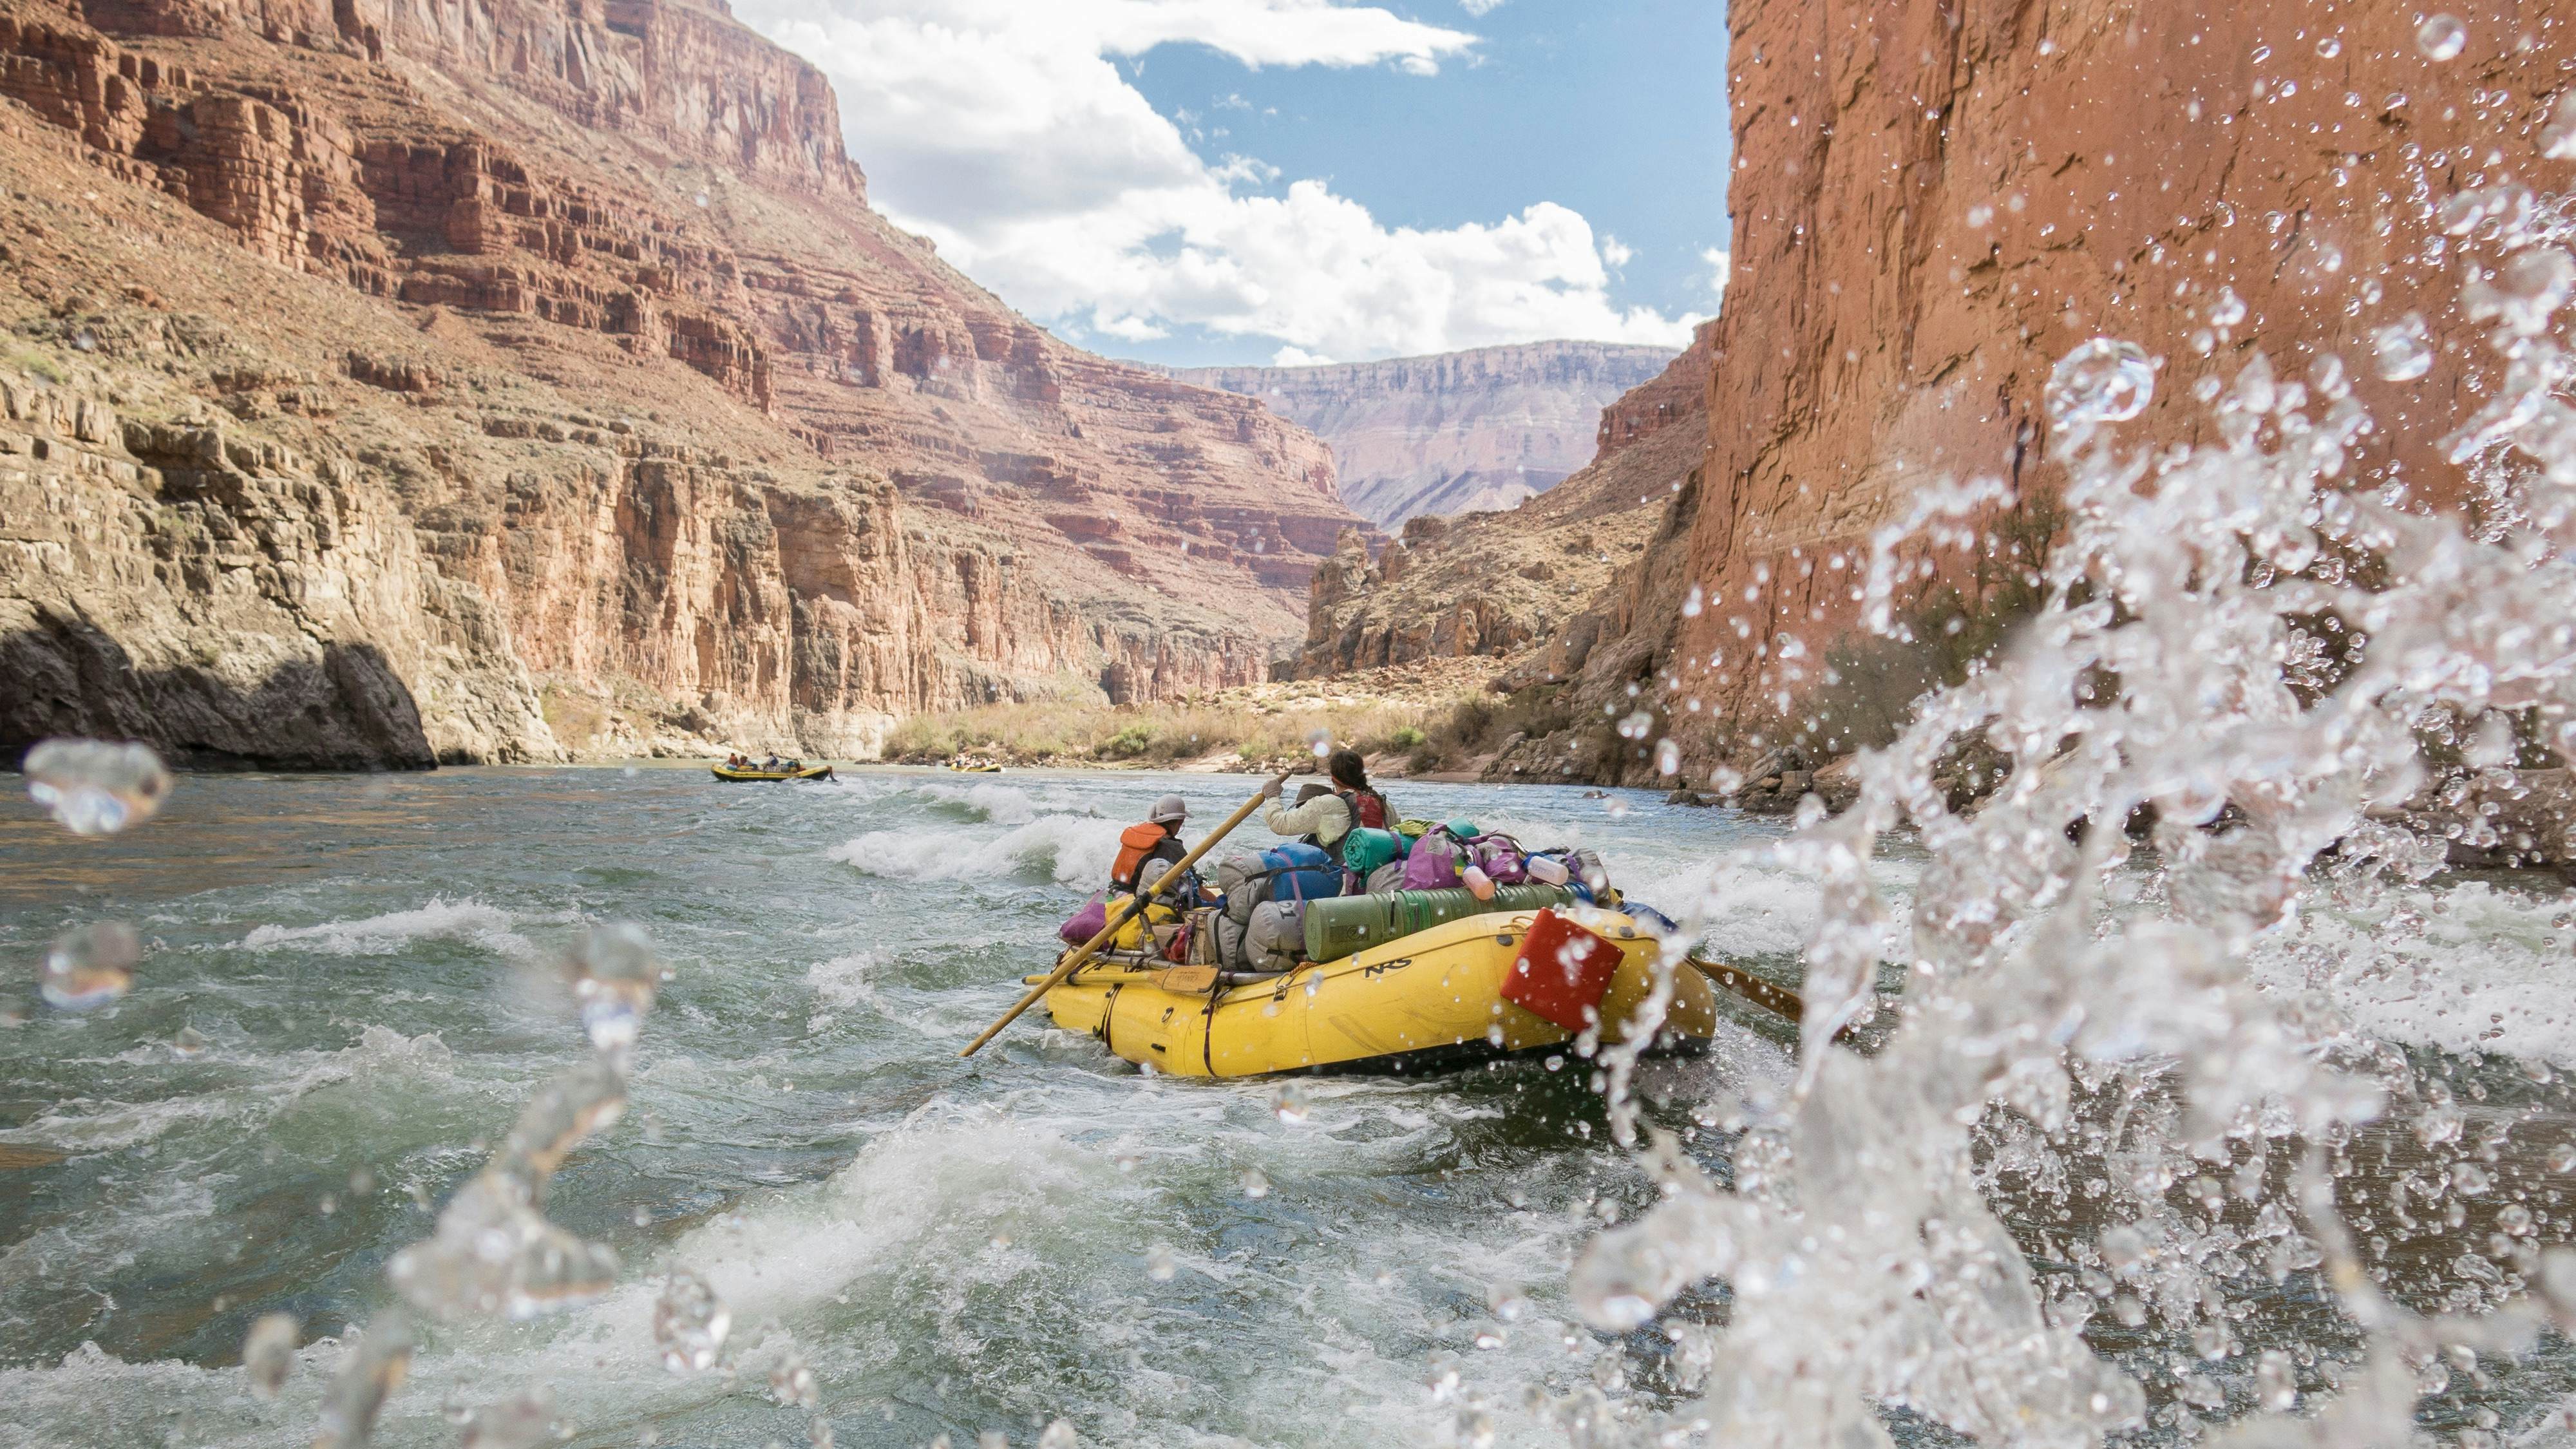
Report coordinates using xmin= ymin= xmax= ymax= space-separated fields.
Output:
xmin=1302 ymin=883 xmax=1578 ymax=963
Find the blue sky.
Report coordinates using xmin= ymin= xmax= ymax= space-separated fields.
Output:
xmin=736 ymin=1 xmax=1732 ymax=368
xmin=1126 ymin=1 xmax=1732 ymax=364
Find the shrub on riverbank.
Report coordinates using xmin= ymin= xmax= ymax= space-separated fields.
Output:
xmin=885 ymin=696 xmax=1452 ymax=770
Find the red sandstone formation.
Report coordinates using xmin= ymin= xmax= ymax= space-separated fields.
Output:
xmin=1511 ymin=0 xmax=2572 ymax=783
xmin=0 ymin=0 xmax=1358 ymax=764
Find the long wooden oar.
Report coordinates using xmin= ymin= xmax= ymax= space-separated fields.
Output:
xmin=960 ymin=771 xmax=1292 ymax=1057
xmin=1685 ymin=951 xmax=1807 ymax=1023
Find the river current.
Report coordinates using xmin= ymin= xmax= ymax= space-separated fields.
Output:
xmin=0 ymin=764 xmax=1823 ymax=1448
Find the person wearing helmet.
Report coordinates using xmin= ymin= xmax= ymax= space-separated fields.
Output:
xmin=1111 ymin=793 xmax=1204 ymax=905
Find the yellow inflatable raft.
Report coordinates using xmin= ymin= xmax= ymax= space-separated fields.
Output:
xmin=712 ymin=764 xmax=836 ymax=782
xmin=1037 ymin=908 xmax=1716 ymax=1077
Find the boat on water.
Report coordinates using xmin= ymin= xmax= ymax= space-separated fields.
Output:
xmin=1036 ymin=905 xmax=1718 ymax=1077
xmin=948 ymin=764 xmax=1006 ymax=773
xmin=711 ymin=764 xmax=836 ymax=782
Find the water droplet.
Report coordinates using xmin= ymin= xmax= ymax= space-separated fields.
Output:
xmin=312 ymin=1313 xmax=415 ymax=1449
xmin=1306 ymin=727 xmax=1332 ymax=758
xmin=2544 ymin=93 xmax=2576 ymax=160
xmin=1145 ymin=1245 xmax=1178 ymax=1282
xmin=770 ymin=1354 xmax=819 ymax=1410
xmin=23 ymin=739 xmax=171 ymax=836
xmin=2467 ymin=247 xmax=2576 ymax=336
xmin=41 ymin=921 xmax=138 ymax=1010
xmin=462 ymin=1387 xmax=562 ymax=1449
xmin=653 ymin=1270 xmax=730 ymax=1372
xmin=562 ymin=924 xmax=661 ymax=1053
xmin=2315 ymin=35 xmax=2341 ymax=58
xmin=242 ymin=1312 xmax=298 ymax=1398
xmin=2047 ymin=338 xmax=2156 ymax=431
xmin=387 ymin=1172 xmax=620 ymax=1320
xmin=1237 ymin=1167 xmax=1270 ymax=1199
xmin=2208 ymin=287 xmax=2248 ymax=328
xmin=2548 ymin=1142 xmax=2576 ymax=1173
xmin=2372 ymin=314 xmax=2434 ymax=381
xmin=1454 ymin=1410 xmax=1495 ymax=1449
xmin=171 ymin=1025 xmax=209 ymax=1057
xmin=2415 ymin=13 xmax=2467 ymax=61
xmin=1272 ymin=1084 xmax=1308 ymax=1124
xmin=2257 ymin=1349 xmax=2297 ymax=1411
xmin=2453 ymin=1162 xmax=2494 ymax=1195
xmin=1486 ymin=1282 xmax=1530 ymax=1322
xmin=1036 ymin=1422 xmax=1077 ymax=1449
xmin=1966 ymin=203 xmax=1994 ymax=229
xmin=1654 ymin=738 xmax=1681 ymax=776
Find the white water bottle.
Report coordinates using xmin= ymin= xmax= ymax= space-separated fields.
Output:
xmin=1462 ymin=864 xmax=1495 ymax=901
xmin=1527 ymin=855 xmax=1570 ymax=886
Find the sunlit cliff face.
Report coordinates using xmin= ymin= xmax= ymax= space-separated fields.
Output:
xmin=1566 ymin=20 xmax=2576 ymax=1446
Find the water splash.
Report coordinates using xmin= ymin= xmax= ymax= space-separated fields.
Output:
xmin=652 ymin=1270 xmax=731 ymax=1373
xmin=39 ymin=920 xmax=138 ymax=1010
xmin=240 ymin=1312 xmax=297 ymax=1398
xmin=2372 ymin=313 xmax=2434 ymax=381
xmin=560 ymin=924 xmax=661 ymax=1054
xmin=1582 ymin=168 xmax=2576 ymax=1445
xmin=459 ymin=1385 xmax=562 ymax=1448
xmin=311 ymin=1312 xmax=414 ymax=1449
xmin=22 ymin=738 xmax=171 ymax=837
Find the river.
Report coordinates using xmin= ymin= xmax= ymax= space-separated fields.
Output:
xmin=0 ymin=764 xmax=1824 ymax=1448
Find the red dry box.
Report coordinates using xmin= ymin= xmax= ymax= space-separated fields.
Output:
xmin=1502 ymin=908 xmax=1622 ymax=1032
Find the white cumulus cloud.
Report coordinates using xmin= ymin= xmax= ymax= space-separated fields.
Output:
xmin=1702 ymin=247 xmax=1732 ymax=305
xmin=734 ymin=0 xmax=1696 ymax=361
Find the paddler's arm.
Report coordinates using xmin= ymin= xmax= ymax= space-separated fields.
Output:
xmin=1258 ymin=793 xmax=1349 ymax=840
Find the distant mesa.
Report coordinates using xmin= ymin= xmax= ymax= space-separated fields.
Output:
xmin=1168 ymin=341 xmax=1672 ymax=529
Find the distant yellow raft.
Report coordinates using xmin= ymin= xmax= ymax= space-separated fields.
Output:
xmin=712 ymin=764 xmax=836 ymax=782
xmin=1038 ymin=909 xmax=1717 ymax=1077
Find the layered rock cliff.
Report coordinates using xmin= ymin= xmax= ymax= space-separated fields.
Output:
xmin=0 ymin=0 xmax=1358 ymax=766
xmin=1287 ymin=325 xmax=1714 ymax=681
xmin=1173 ymin=342 xmax=1672 ymax=529
xmin=1498 ymin=0 xmax=2573 ymax=784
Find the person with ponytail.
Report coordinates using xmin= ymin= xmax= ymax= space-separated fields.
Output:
xmin=1259 ymin=748 xmax=1392 ymax=866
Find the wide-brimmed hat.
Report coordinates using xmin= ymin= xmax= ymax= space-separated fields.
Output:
xmin=1149 ymin=793 xmax=1189 ymax=824
xmin=1294 ymin=782 xmax=1335 ymax=806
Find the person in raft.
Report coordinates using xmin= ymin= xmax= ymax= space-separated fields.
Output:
xmin=1260 ymin=749 xmax=1392 ymax=865
xmin=1112 ymin=793 xmax=1209 ymax=905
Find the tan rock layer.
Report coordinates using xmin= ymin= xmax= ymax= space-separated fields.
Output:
xmin=1533 ymin=0 xmax=2570 ymax=782
xmin=0 ymin=0 xmax=1361 ymax=764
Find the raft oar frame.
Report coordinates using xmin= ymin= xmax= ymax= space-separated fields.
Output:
xmin=961 ymin=770 xmax=1294 ymax=1058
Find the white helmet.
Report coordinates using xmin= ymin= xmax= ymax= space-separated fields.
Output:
xmin=1148 ymin=793 xmax=1189 ymax=824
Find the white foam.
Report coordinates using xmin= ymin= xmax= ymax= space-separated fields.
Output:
xmin=0 ymin=1025 xmax=464 ymax=1153
xmin=239 ymin=898 xmax=535 ymax=960
xmin=804 ymin=951 xmax=883 ymax=1011
xmin=2255 ymin=880 xmax=2576 ymax=1065
xmin=829 ymin=815 xmax=1119 ymax=889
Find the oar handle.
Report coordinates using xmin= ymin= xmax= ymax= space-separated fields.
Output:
xmin=960 ymin=771 xmax=1294 ymax=1057
xmin=1685 ymin=952 xmax=1806 ymax=1023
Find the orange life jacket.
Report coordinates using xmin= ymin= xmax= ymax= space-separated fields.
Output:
xmin=1111 ymin=822 xmax=1177 ymax=893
